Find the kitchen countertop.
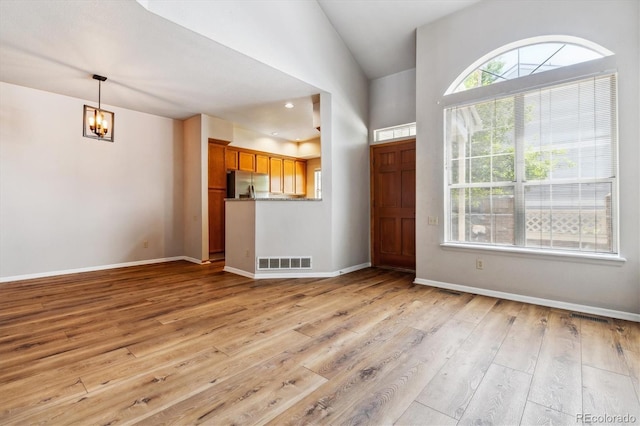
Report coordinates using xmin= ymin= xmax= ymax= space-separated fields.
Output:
xmin=225 ymin=197 xmax=321 ymax=201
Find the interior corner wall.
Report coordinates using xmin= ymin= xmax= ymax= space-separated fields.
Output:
xmin=141 ymin=0 xmax=370 ymax=272
xmin=0 ymin=82 xmax=185 ymax=278
xmin=415 ymin=0 xmax=640 ymax=314
xmin=369 ymin=68 xmax=416 ymax=141
xmin=140 ymin=0 xmax=370 ymax=274
xmin=182 ymin=114 xmax=204 ymax=261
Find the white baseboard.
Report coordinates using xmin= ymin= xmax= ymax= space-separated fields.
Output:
xmin=222 ymin=266 xmax=256 ymax=279
xmin=182 ymin=256 xmax=204 ymax=265
xmin=223 ymin=262 xmax=371 ymax=280
xmin=414 ymin=278 xmax=640 ymax=323
xmin=0 ymin=256 xmax=203 ymax=283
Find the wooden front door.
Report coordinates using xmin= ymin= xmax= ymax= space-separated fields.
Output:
xmin=371 ymin=139 xmax=416 ymax=270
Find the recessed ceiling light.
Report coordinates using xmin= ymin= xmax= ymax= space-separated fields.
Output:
xmin=271 ymin=132 xmax=279 ymax=136
xmin=284 ymin=102 xmax=294 ymax=109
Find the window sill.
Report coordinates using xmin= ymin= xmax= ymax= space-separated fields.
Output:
xmin=440 ymin=242 xmax=626 ymax=265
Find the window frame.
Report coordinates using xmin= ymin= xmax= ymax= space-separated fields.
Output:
xmin=440 ymin=55 xmax=622 ymax=260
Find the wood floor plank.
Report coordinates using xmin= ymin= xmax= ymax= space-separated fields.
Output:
xmin=582 ymin=365 xmax=640 ymax=422
xmin=415 ymin=312 xmax=515 ymax=419
xmin=137 ymin=357 xmax=326 ymax=425
xmin=267 ymin=326 xmax=435 ymax=426
xmin=520 ymin=401 xmax=576 ymax=425
xmin=451 ymin=294 xmax=498 ymax=325
xmin=527 ymin=311 xmax=582 ymax=416
xmin=301 ymin=300 xmax=428 ymax=380
xmin=625 ymin=350 xmax=640 ymax=403
xmin=581 ymin=318 xmax=630 ymax=375
xmin=394 ymin=401 xmax=457 ymax=426
xmin=0 ymin=262 xmax=637 ymax=425
xmin=328 ymin=318 xmax=477 ymax=425
xmin=493 ymin=304 xmax=549 ymax=374
xmin=614 ymin=318 xmax=640 ymax=353
xmin=457 ymin=364 xmax=531 ymax=425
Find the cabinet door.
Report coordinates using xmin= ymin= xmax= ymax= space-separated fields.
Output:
xmin=295 ymin=160 xmax=306 ymax=195
xmin=283 ymin=159 xmax=295 ymax=195
xmin=226 ymin=149 xmax=238 ymax=170
xmin=256 ymin=154 xmax=269 ymax=174
xmin=238 ymin=151 xmax=255 ymax=171
xmin=208 ymin=189 xmax=226 ymax=254
xmin=270 ymin=157 xmax=283 ymax=193
xmin=208 ymin=143 xmax=227 ymax=189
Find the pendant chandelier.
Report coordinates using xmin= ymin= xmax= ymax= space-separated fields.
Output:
xmin=83 ymin=74 xmax=114 ymax=142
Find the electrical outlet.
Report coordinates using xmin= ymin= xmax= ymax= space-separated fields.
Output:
xmin=476 ymin=258 xmax=484 ymax=270
xmin=428 ymin=216 xmax=439 ymax=225
xmin=245 ymin=249 xmax=250 ymax=258
xmin=143 ymin=240 xmax=149 ymax=248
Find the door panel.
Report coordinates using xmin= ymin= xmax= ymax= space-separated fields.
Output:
xmin=377 ymin=171 xmax=399 ymax=207
xmin=371 ymin=140 xmax=416 ymax=270
xmin=379 ymin=217 xmax=398 ymax=254
xmin=401 ymin=169 xmax=416 ymax=208
xmin=401 ymin=218 xmax=416 ymax=256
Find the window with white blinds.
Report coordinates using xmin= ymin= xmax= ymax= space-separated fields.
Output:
xmin=445 ymin=74 xmax=618 ymax=254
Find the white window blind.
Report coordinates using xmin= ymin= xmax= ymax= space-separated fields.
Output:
xmin=445 ymin=74 xmax=618 ymax=254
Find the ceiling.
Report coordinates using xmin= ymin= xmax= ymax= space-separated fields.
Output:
xmin=317 ymin=0 xmax=480 ymax=80
xmin=0 ymin=0 xmax=478 ymax=142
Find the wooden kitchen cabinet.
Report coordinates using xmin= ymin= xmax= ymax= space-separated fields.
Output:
xmin=295 ymin=160 xmax=306 ymax=195
xmin=208 ymin=139 xmax=230 ymax=255
xmin=269 ymin=157 xmax=283 ymax=193
xmin=226 ymin=149 xmax=238 ymax=170
xmin=256 ymin=154 xmax=269 ymax=174
xmin=283 ymin=159 xmax=295 ymax=194
xmin=225 ymin=146 xmax=306 ymax=196
xmin=238 ymin=151 xmax=255 ymax=171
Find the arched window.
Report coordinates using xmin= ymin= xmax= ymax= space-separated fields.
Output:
xmin=446 ymin=36 xmax=613 ymax=95
xmin=442 ymin=37 xmax=618 ymax=256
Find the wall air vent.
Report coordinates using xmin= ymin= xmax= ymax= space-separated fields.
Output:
xmin=256 ymin=256 xmax=312 ymax=270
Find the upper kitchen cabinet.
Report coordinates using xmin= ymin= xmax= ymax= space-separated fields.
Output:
xmin=283 ymin=159 xmax=295 ymax=194
xmin=238 ymin=151 xmax=255 ymax=171
xmin=256 ymin=154 xmax=269 ymax=174
xmin=269 ymin=157 xmax=283 ymax=193
xmin=226 ymin=149 xmax=239 ymax=170
xmin=295 ymin=160 xmax=306 ymax=195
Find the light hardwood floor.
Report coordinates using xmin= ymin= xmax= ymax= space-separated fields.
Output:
xmin=0 ymin=261 xmax=638 ymax=425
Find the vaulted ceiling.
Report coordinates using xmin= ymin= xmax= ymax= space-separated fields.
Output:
xmin=0 ymin=0 xmax=478 ymax=141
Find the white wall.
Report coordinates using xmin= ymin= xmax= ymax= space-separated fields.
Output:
xmin=183 ymin=113 xmax=234 ymax=262
xmin=231 ymin=126 xmax=299 ymax=157
xmin=415 ymin=0 xmax=640 ymax=314
xmin=141 ymin=0 xmax=369 ymax=274
xmin=297 ymin=138 xmax=321 ymax=159
xmin=225 ymin=201 xmax=256 ymax=273
xmin=182 ymin=114 xmax=202 ymax=261
xmin=369 ymin=68 xmax=416 ymax=141
xmin=0 ymin=82 xmax=184 ymax=278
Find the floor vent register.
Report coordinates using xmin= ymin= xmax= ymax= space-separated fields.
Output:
xmin=257 ymin=257 xmax=312 ymax=270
